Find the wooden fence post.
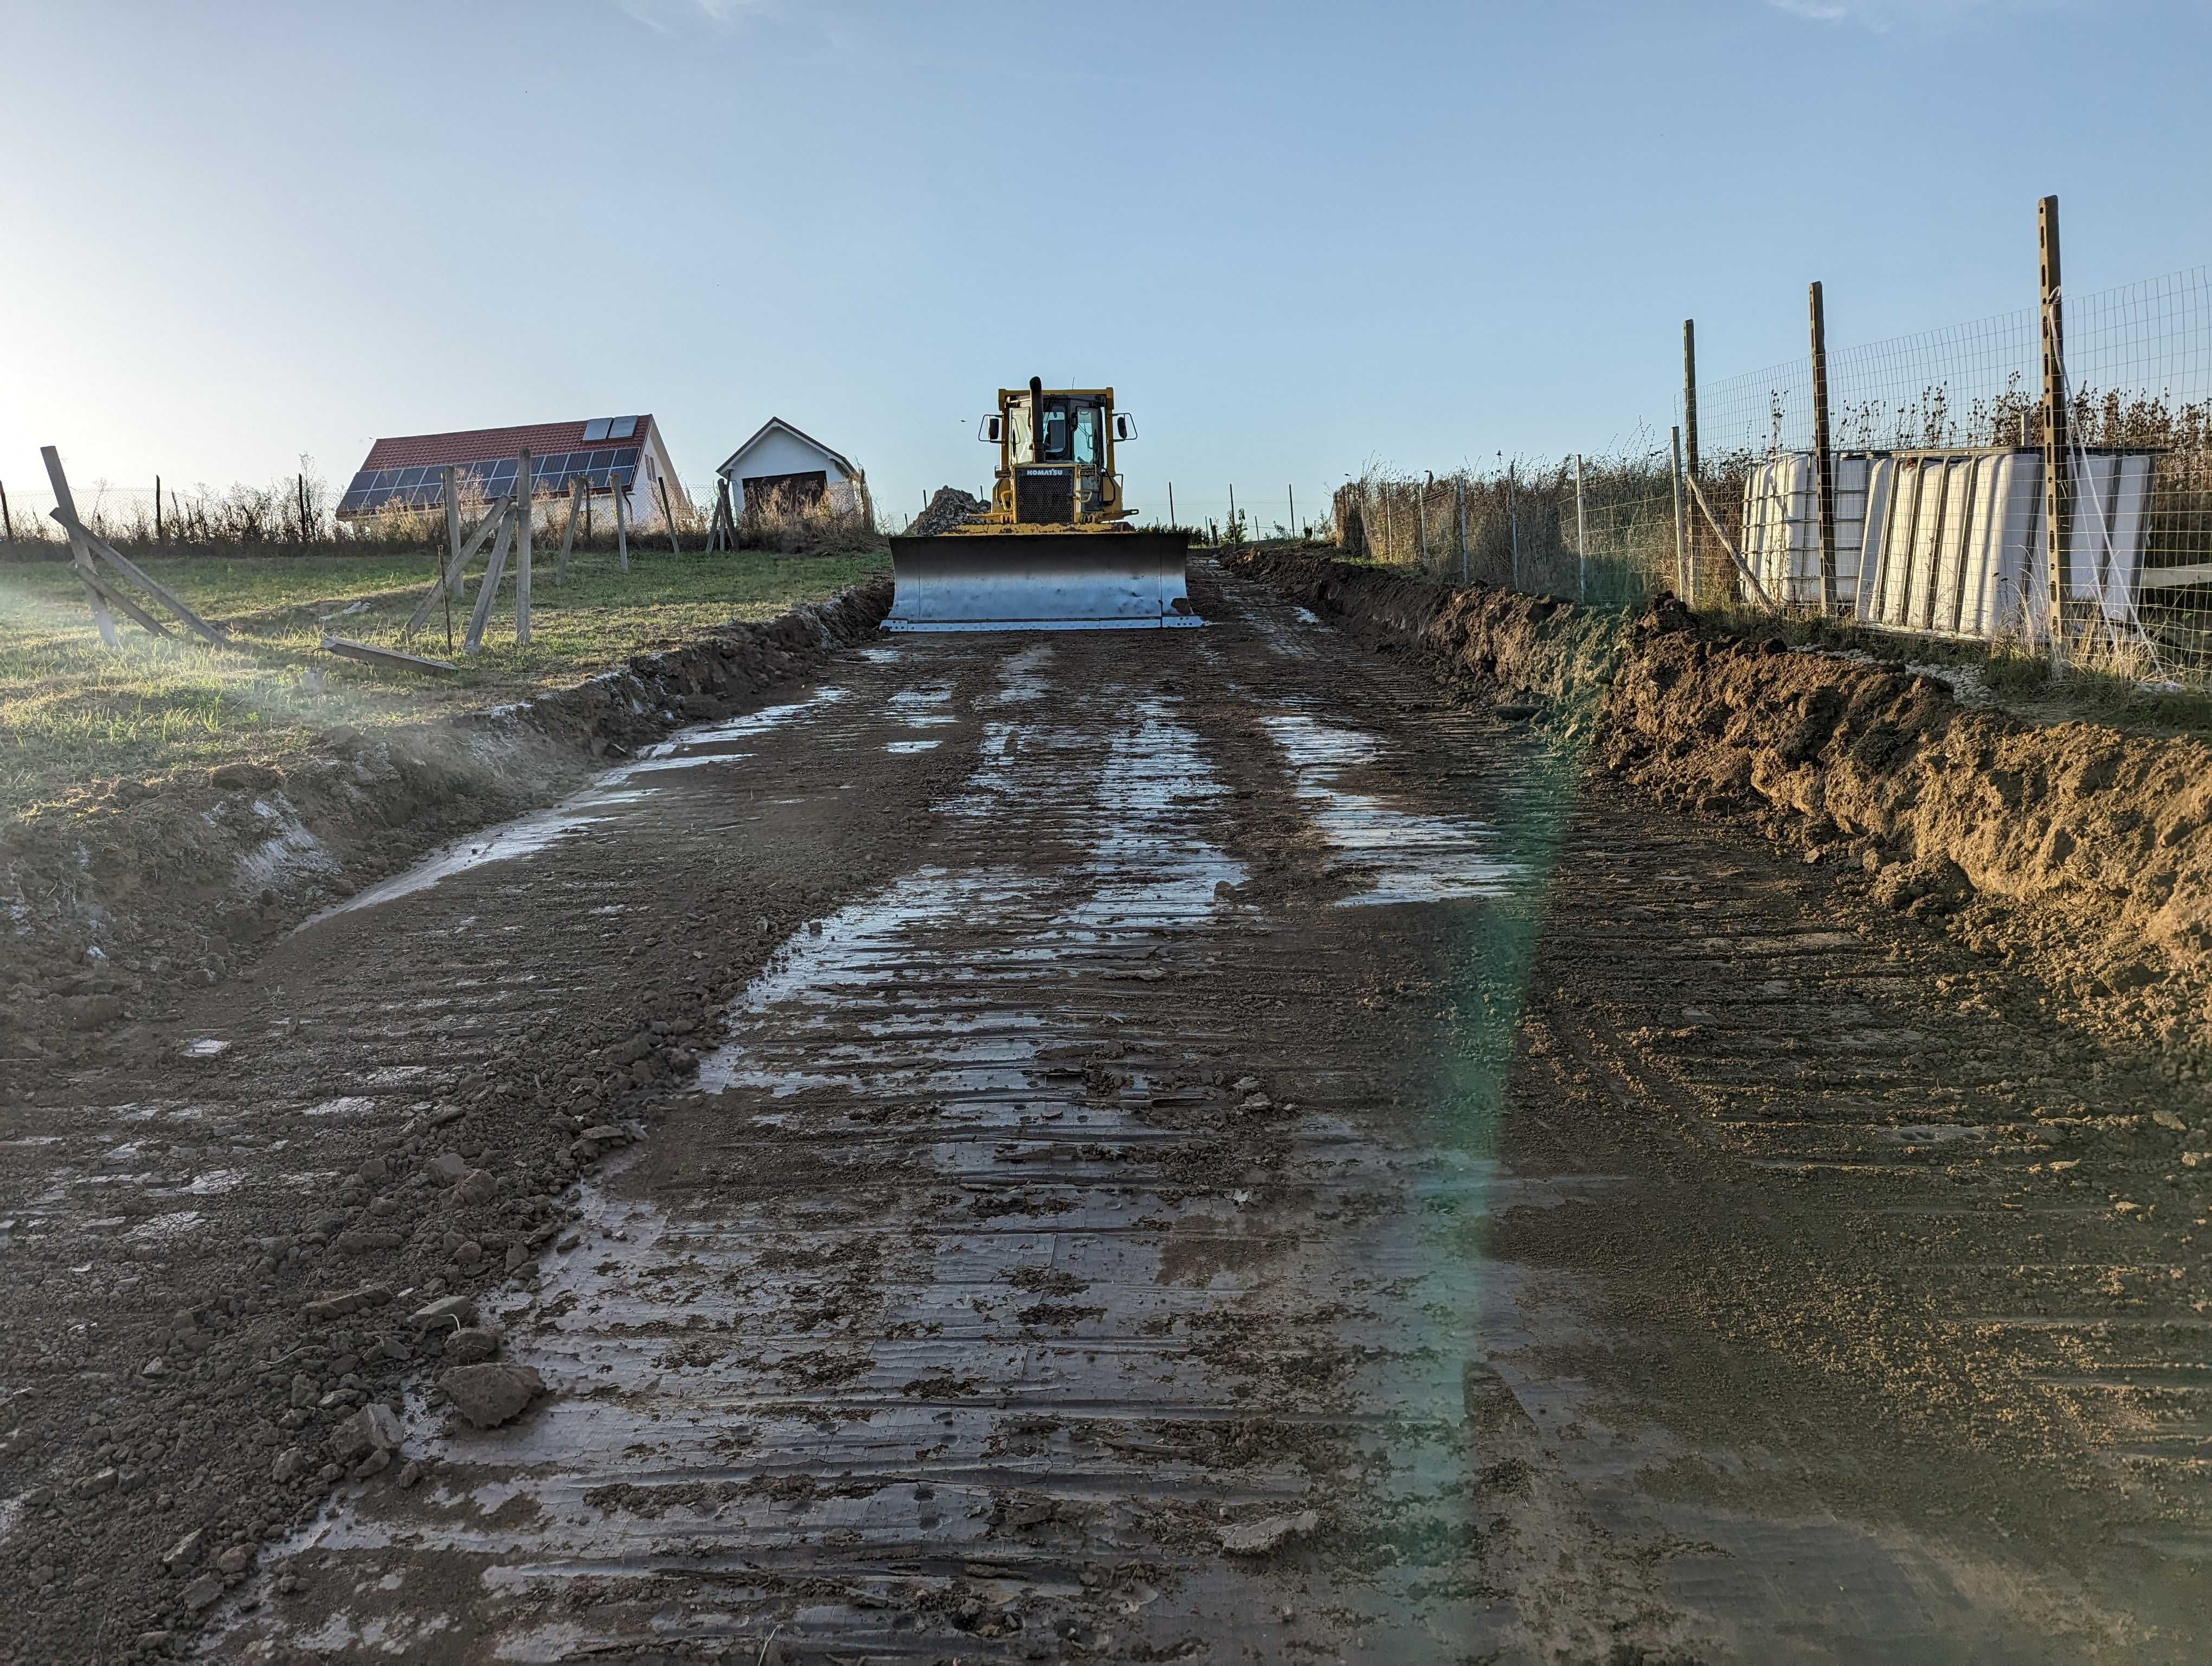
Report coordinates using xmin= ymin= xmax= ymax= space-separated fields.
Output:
xmin=155 ymin=475 xmax=163 ymax=547
xmin=1455 ymin=476 xmax=1467 ymax=585
xmin=556 ymin=476 xmax=584 ymax=584
xmin=42 ymin=447 xmax=117 ymax=648
xmin=1682 ymin=321 xmax=1700 ymax=480
xmin=1167 ymin=482 xmax=1176 ymax=529
xmin=615 ymin=475 xmax=629 ymax=572
xmin=1682 ymin=320 xmax=1699 ymax=591
xmin=514 ymin=450 xmax=533 ymax=646
xmin=1809 ymin=281 xmax=1839 ymax=615
xmin=1573 ymin=453 xmax=1587 ymax=603
xmin=3 ymin=479 xmax=15 ymax=543
xmin=2040 ymin=193 xmax=2072 ymax=671
xmin=441 ymin=467 xmax=461 ymax=653
xmin=657 ymin=474 xmax=680 ymax=555
xmin=1507 ymin=465 xmax=1520 ymax=591
xmin=464 ymin=500 xmax=515 ymax=654
xmin=1288 ymin=484 xmax=1296 ymax=540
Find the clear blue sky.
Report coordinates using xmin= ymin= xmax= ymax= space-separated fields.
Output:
xmin=3 ymin=0 xmax=2207 ymax=528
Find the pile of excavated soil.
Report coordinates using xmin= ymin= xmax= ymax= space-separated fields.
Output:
xmin=906 ymin=488 xmax=987 ymax=538
xmin=1229 ymin=548 xmax=2212 ymax=1056
xmin=0 ymin=581 xmax=893 ymax=1072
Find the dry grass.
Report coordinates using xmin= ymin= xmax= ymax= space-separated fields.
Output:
xmin=0 ymin=542 xmax=886 ymax=821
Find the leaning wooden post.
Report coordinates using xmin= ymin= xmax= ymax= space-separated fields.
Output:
xmin=464 ymin=498 xmax=515 ymax=654
xmin=1809 ymin=281 xmax=1840 ymax=616
xmin=42 ymin=447 xmax=117 ymax=648
xmin=1669 ymin=426 xmax=1689 ymax=600
xmin=556 ymin=476 xmax=584 ymax=584
xmin=2040 ymin=193 xmax=2072 ymax=672
xmin=514 ymin=448 xmax=533 ymax=646
xmin=1 ymin=479 xmax=12 ymax=543
xmin=614 ymin=475 xmax=629 ymax=572
xmin=657 ymin=474 xmax=680 ymax=556
xmin=155 ymin=475 xmax=163 ymax=548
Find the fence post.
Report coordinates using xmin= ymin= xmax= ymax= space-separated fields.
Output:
xmin=1507 ymin=465 xmax=1520 ymax=592
xmin=1419 ymin=473 xmax=1431 ymax=567
xmin=515 ymin=448 xmax=533 ymax=646
xmin=442 ymin=467 xmax=461 ymax=653
xmin=1288 ymin=484 xmax=1295 ymax=539
xmin=1682 ymin=320 xmax=1699 ymax=594
xmin=1681 ymin=321 xmax=1700 ymax=480
xmin=42 ymin=448 xmax=118 ymax=648
xmin=1669 ymin=426 xmax=1688 ymax=599
xmin=1168 ymin=482 xmax=1176 ymax=529
xmin=1573 ymin=453 xmax=1587 ymax=603
xmin=615 ymin=472 xmax=630 ymax=572
xmin=2039 ymin=193 xmax=2072 ymax=671
xmin=155 ymin=475 xmax=163 ymax=548
xmin=1455 ymin=475 xmax=1467 ymax=585
xmin=1809 ymin=281 xmax=1839 ymax=615
xmin=657 ymin=473 xmax=680 ymax=555
xmin=0 ymin=479 xmax=12 ymax=544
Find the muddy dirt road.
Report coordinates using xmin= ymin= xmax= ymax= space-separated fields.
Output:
xmin=5 ymin=563 xmax=2209 ymax=1663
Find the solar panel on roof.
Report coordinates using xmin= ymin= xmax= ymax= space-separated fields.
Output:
xmin=607 ymin=416 xmax=636 ymax=440
xmin=581 ymin=418 xmax=610 ymax=443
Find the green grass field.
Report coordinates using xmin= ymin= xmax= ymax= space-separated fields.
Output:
xmin=0 ymin=543 xmax=888 ymax=821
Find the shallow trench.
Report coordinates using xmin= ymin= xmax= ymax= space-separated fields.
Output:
xmin=35 ymin=561 xmax=2203 ymax=1662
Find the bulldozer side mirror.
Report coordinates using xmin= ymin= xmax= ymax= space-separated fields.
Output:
xmin=1113 ymin=413 xmax=1137 ymax=441
xmin=979 ymin=415 xmax=1002 ymax=444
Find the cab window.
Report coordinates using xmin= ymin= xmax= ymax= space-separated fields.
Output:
xmin=1072 ymin=405 xmax=1101 ymax=466
xmin=1039 ymin=404 xmax=1071 ymax=460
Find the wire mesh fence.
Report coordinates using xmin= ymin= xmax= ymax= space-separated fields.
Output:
xmin=1332 ymin=456 xmax=1680 ymax=610
xmin=0 ymin=473 xmax=873 ymax=561
xmin=1337 ymin=240 xmax=2212 ymax=690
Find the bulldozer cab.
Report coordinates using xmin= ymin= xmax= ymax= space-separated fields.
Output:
xmin=986 ymin=381 xmax=1130 ymax=526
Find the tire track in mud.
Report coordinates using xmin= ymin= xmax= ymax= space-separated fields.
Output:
xmin=1491 ymin=788 xmax=2212 ymax=1661
xmin=217 ymin=573 xmax=1623 ymax=1663
xmin=12 ymin=563 xmax=2208 ymax=1664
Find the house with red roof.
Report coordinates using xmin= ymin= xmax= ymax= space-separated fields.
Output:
xmin=335 ymin=414 xmax=682 ymax=524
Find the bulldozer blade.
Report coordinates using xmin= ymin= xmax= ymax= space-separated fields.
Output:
xmin=885 ymin=531 xmax=1202 ymax=632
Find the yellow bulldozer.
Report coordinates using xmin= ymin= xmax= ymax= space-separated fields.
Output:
xmin=885 ymin=377 xmax=1199 ymax=631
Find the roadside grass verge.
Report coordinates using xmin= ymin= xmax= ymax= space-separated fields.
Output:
xmin=0 ymin=544 xmax=888 ymax=821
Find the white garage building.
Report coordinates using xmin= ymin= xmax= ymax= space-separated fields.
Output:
xmin=715 ymin=419 xmax=868 ymax=516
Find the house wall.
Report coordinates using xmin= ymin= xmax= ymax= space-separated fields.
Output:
xmin=629 ymin=421 xmax=684 ymax=526
xmin=722 ymin=430 xmax=854 ymax=511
